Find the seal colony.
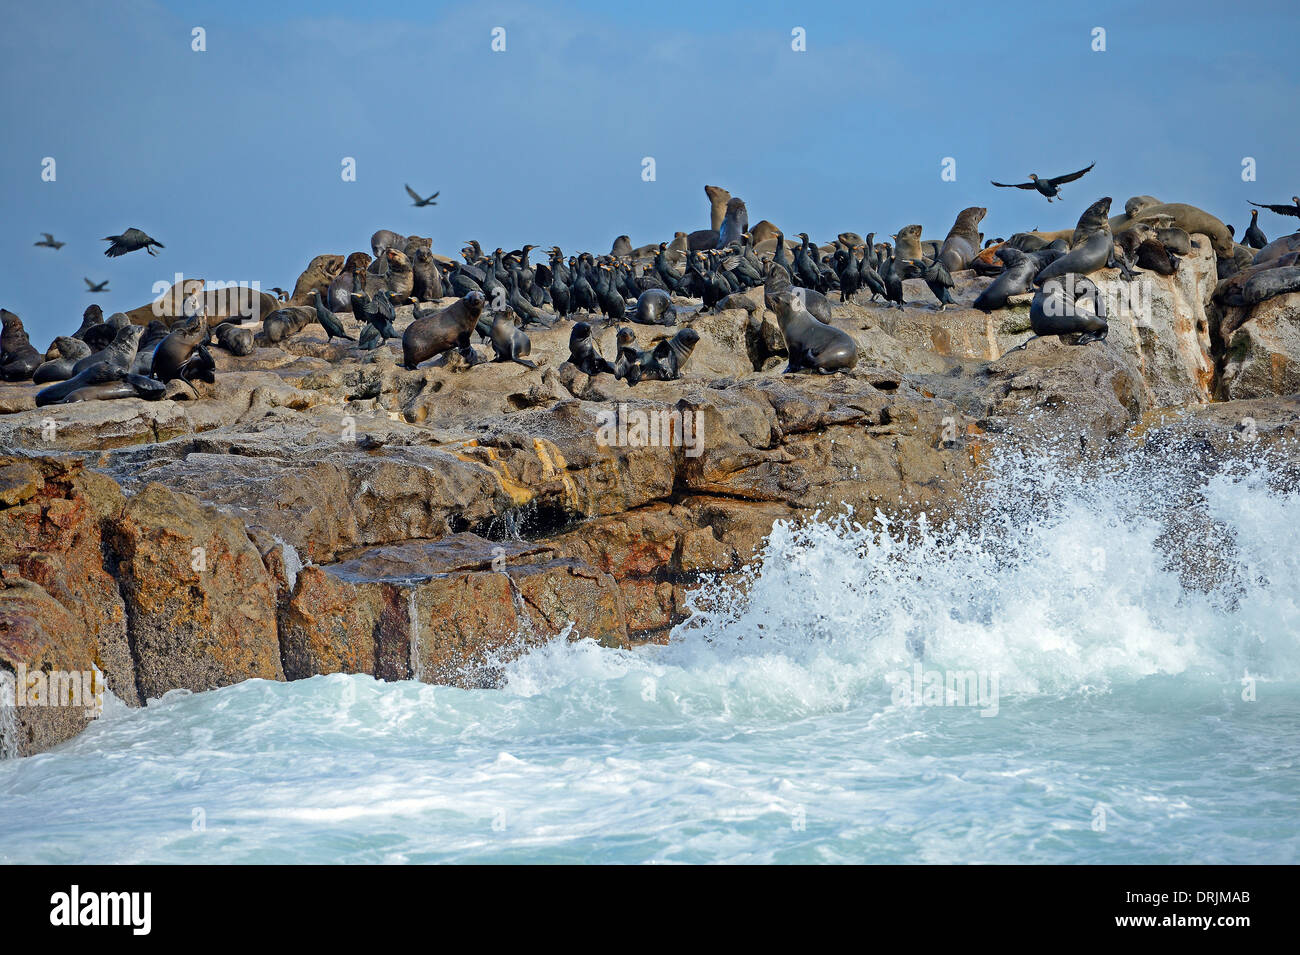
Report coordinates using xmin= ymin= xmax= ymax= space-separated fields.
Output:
xmin=3 ymin=178 xmax=1298 ymax=405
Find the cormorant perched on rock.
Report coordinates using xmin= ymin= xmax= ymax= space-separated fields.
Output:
xmin=835 ymin=246 xmax=861 ymax=303
xmin=311 ymin=290 xmax=355 ymax=342
xmin=103 ymin=228 xmax=164 ymax=257
xmin=1241 ymin=211 xmax=1267 ymax=251
xmin=794 ymin=233 xmax=823 ymax=291
xmin=595 ymin=265 xmax=627 ymax=324
xmin=914 ymin=258 xmax=956 ymax=310
xmin=991 ymin=162 xmax=1095 ymax=202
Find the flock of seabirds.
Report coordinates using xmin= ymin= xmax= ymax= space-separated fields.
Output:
xmin=5 ymin=168 xmax=1300 ymax=407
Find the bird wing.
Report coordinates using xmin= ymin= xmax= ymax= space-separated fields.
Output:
xmin=405 ymin=184 xmax=422 ymax=202
xmin=428 ymin=191 xmax=439 ymax=201
xmin=84 ymin=277 xmax=94 ymax=288
xmin=991 ymin=180 xmax=1036 ymax=190
xmin=1250 ymin=201 xmax=1300 ymax=217
xmin=1046 ymin=162 xmax=1095 ymax=187
xmin=42 ymin=233 xmax=54 ymax=242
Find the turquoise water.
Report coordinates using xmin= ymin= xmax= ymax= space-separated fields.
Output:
xmin=2 ymin=447 xmax=1298 ymax=864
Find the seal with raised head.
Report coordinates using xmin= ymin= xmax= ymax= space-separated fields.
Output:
xmin=73 ymin=304 xmax=104 ymax=341
xmin=769 ymin=289 xmax=857 ymax=374
xmin=631 ymin=288 xmax=677 ymax=326
xmin=938 ymin=206 xmax=987 ymax=273
xmin=642 ymin=328 xmax=700 ymax=381
xmin=705 ymin=185 xmax=731 ymax=232
xmin=1035 ymin=198 xmax=1120 ymax=284
xmin=371 ymin=230 xmax=408 ymax=259
xmin=564 ymin=321 xmax=615 ymax=376
xmin=411 ymin=247 xmax=444 ymax=301
xmin=402 ymin=290 xmax=485 ymax=369
xmin=151 ymin=315 xmax=212 ymax=383
xmin=1 ymin=310 xmax=44 ymax=381
xmin=131 ymin=320 xmax=171 ymax=375
xmin=289 ymin=254 xmax=345 ymax=306
xmin=382 ymin=249 xmax=415 ymax=301
xmin=893 ymin=225 xmax=925 ymax=263
xmin=32 ymin=337 xmax=93 ymax=383
xmin=717 ymin=198 xmax=749 ymax=249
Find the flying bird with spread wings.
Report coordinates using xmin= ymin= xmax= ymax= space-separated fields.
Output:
xmin=405 ymin=184 xmax=440 ymax=207
xmin=84 ymin=278 xmax=110 ymax=292
xmin=991 ymin=162 xmax=1096 ymax=202
xmin=34 ymin=233 xmax=65 ymax=250
xmin=1249 ymin=196 xmax=1300 ymax=219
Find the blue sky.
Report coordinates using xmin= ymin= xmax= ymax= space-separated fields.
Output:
xmin=1 ymin=0 xmax=1296 ymax=343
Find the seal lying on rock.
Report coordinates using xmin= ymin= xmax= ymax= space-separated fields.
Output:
xmin=214 ymin=321 xmax=255 ymax=356
xmin=402 ymin=291 xmax=485 ymax=369
xmin=260 ymin=306 xmax=314 ymax=343
xmin=1003 ymin=276 xmax=1109 ymax=355
xmin=769 ymin=289 xmax=857 ymax=374
xmin=631 ymin=288 xmax=677 ymax=326
xmin=32 ymin=337 xmax=92 ymax=383
xmin=35 ymin=323 xmax=151 ymax=406
xmin=565 ymin=321 xmax=616 ymax=376
xmin=973 ymin=247 xmax=1063 ymax=311
xmin=1 ymin=310 xmax=44 ymax=381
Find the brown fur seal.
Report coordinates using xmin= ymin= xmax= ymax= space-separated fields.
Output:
xmin=894 ymin=225 xmax=924 ymax=263
xmin=938 ymin=207 xmax=987 ymax=273
xmin=610 ymin=235 xmax=633 ymax=258
xmin=383 ymin=249 xmax=415 ymax=301
xmin=36 ymin=324 xmax=144 ymax=406
xmin=402 ymin=291 xmax=485 ymax=369
xmin=371 ymin=230 xmax=407 ymax=259
xmin=151 ymin=315 xmax=211 ymax=383
xmin=33 ymin=336 xmax=93 ymax=383
xmin=58 ymin=375 xmax=166 ymax=404
xmin=1109 ymin=200 xmax=1233 ymax=257
xmin=705 ymin=185 xmax=731 ymax=232
xmin=289 ymin=254 xmax=344 ymax=306
xmin=73 ymin=304 xmax=104 ymax=341
xmin=749 ymin=221 xmax=781 ymax=246
xmin=411 ymin=247 xmax=444 ymax=301
xmin=214 ymin=321 xmax=255 ymax=356
xmin=1003 ymin=276 xmax=1109 ymax=355
xmin=1036 ymin=198 xmax=1118 ymax=284
xmin=259 ymin=306 xmax=315 ymax=343
xmin=718 ymin=198 xmax=749 ymax=248
xmin=1252 ymin=233 xmax=1300 ymax=266
xmin=564 ymin=321 xmax=616 ymax=376
xmin=631 ymin=288 xmax=677 ymax=326
xmin=1 ymin=310 xmax=44 ymax=381
xmin=131 ymin=320 xmax=170 ymax=375
xmin=327 ymin=252 xmax=373 ymax=311
xmin=641 ymin=328 xmax=700 ymax=381
xmin=489 ymin=313 xmax=535 ymax=368
xmin=769 ymin=289 xmax=857 ymax=374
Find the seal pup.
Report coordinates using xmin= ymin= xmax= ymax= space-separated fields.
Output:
xmin=631 ymin=288 xmax=677 ymax=326
xmin=32 ymin=337 xmax=93 ymax=383
xmin=401 ymin=290 xmax=485 ymax=369
xmin=769 ymin=289 xmax=857 ymax=374
xmin=641 ymin=328 xmax=700 ymax=381
xmin=214 ymin=322 xmax=255 ymax=356
xmin=1035 ymin=198 xmax=1122 ymax=284
xmin=489 ymin=313 xmax=536 ymax=368
xmin=938 ymin=207 xmax=987 ymax=273
xmin=564 ymin=321 xmax=616 ymax=376
xmin=1004 ymin=276 xmax=1109 ymax=355
xmin=1 ymin=310 xmax=44 ymax=381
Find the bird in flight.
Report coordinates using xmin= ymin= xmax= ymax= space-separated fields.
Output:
xmin=103 ymin=228 xmax=164 ymax=257
xmin=1249 ymin=196 xmax=1300 ymax=219
xmin=405 ymin=184 xmax=440 ymax=207
xmin=84 ymin=278 xmax=110 ymax=293
xmin=991 ymin=162 xmax=1096 ymax=202
xmin=34 ymin=233 xmax=65 ymax=250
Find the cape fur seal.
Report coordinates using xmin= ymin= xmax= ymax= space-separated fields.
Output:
xmin=214 ymin=321 xmax=255 ymax=355
xmin=631 ymin=288 xmax=676 ymax=326
xmin=1005 ymin=276 xmax=1109 ymax=355
xmin=1035 ymin=198 xmax=1119 ymax=284
xmin=938 ymin=207 xmax=987 ymax=273
xmin=893 ymin=225 xmax=925 ymax=262
xmin=402 ymin=291 xmax=485 ymax=369
xmin=151 ymin=316 xmax=212 ymax=383
xmin=1 ymin=310 xmax=43 ymax=381
xmin=565 ymin=321 xmax=615 ymax=376
xmin=35 ymin=324 xmax=146 ymax=406
xmin=641 ymin=328 xmax=700 ymax=381
xmin=769 ymin=289 xmax=857 ymax=374
xmin=717 ymin=198 xmax=749 ymax=249
xmin=488 ymin=313 xmax=535 ymax=368
xmin=32 ymin=337 xmax=93 ymax=383
xmin=290 ymin=254 xmax=345 ymax=306
xmin=131 ymin=320 xmax=170 ymax=375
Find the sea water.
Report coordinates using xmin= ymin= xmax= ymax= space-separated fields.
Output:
xmin=2 ymin=442 xmax=1298 ymax=864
